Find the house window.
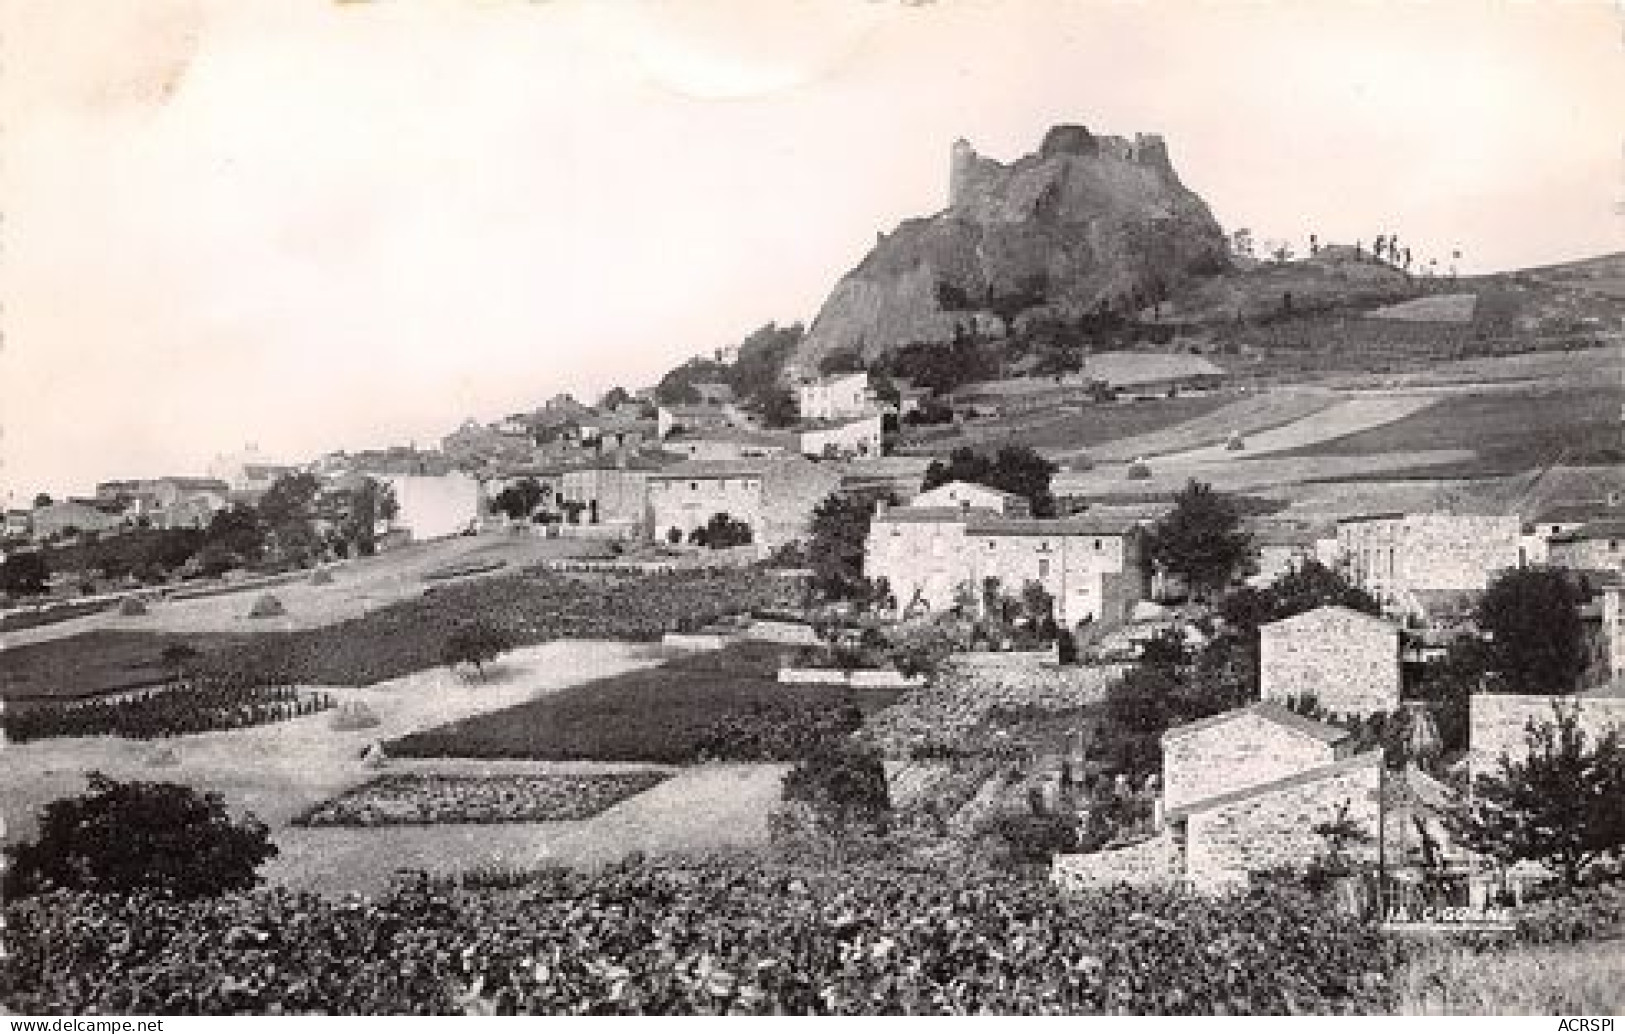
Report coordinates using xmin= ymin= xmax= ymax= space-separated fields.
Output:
xmin=1039 ymin=558 xmax=1051 ymax=578
xmin=1093 ymin=539 xmax=1102 ymax=550
xmin=690 ymin=482 xmax=698 ymax=492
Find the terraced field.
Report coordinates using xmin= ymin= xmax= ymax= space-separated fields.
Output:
xmin=1072 ymin=391 xmax=1338 ymax=463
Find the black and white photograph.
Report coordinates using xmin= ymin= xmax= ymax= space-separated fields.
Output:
xmin=1 ymin=0 xmax=1622 ymax=1019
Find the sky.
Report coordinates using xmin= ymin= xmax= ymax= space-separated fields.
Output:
xmin=1 ymin=0 xmax=1621 ymax=501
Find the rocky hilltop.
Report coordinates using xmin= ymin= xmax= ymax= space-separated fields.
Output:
xmin=789 ymin=124 xmax=1231 ymax=375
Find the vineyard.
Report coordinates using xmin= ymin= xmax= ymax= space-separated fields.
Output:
xmin=292 ymin=772 xmax=671 ymax=827
xmin=0 ymin=680 xmax=335 ymax=742
xmin=192 ymin=567 xmax=806 ymax=689
xmin=0 ymin=861 xmax=1404 ymax=1015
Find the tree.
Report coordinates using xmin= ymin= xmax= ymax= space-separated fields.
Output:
xmin=818 ymin=347 xmax=867 ymax=376
xmin=0 ymin=550 xmax=50 ymax=595
xmin=493 ymin=478 xmax=546 ymax=521
xmin=781 ymin=742 xmax=892 ymax=835
xmin=442 ymin=619 xmax=515 ymax=678
xmin=1475 ymin=567 xmax=1587 ymax=693
xmin=4 ymin=773 xmax=277 ymax=899
xmin=920 ymin=445 xmax=1058 ymax=517
xmin=259 ymin=473 xmax=323 ymax=566
xmin=336 ymin=477 xmax=398 ymax=556
xmin=693 ymin=512 xmax=753 ymax=549
xmin=1145 ymin=480 xmax=1254 ymax=601
xmin=756 ymin=387 xmax=799 ymax=429
xmin=886 ymin=617 xmax=959 ymax=681
xmin=203 ymin=502 xmax=268 ymax=568
xmin=807 ymin=490 xmax=892 ymax=600
xmin=1449 ymin=705 xmax=1625 ymax=888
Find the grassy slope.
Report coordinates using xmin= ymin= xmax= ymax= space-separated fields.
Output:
xmin=388 ymin=644 xmax=902 ymax=764
xmin=0 ymin=629 xmax=259 ymax=702
xmin=1274 ymin=385 xmax=1621 ymax=480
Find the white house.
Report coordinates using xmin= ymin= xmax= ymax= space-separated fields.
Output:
xmin=798 ymin=371 xmax=875 ymax=422
xmin=382 ymin=472 xmax=483 ymax=541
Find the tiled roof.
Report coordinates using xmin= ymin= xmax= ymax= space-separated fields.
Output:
xmin=1534 ymin=503 xmax=1621 ymax=526
xmin=874 ymin=506 xmax=993 ymax=524
xmin=914 ymin=481 xmax=1026 ymax=504
xmin=1161 ymin=700 xmax=1351 ymax=746
xmin=647 ymin=459 xmax=772 ymax=479
xmin=965 ymin=515 xmax=1143 ymax=537
xmin=1263 ymin=604 xmax=1396 ymax=632
xmin=1164 ymin=750 xmax=1382 ymax=821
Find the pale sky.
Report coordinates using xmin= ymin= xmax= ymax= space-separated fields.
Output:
xmin=2 ymin=0 xmax=1621 ymax=501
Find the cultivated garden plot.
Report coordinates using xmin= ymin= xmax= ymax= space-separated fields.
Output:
xmin=293 ymin=772 xmax=671 ymax=826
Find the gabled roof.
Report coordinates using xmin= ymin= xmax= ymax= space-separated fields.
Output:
xmin=874 ymin=506 xmax=991 ymax=525
xmin=1165 ymin=749 xmax=1381 ymax=821
xmin=965 ymin=514 xmax=1143 ymax=537
xmin=1262 ymin=604 xmax=1396 ymax=633
xmin=646 ymin=458 xmax=772 ymax=479
xmin=1534 ymin=503 xmax=1621 ymax=526
xmin=912 ymin=481 xmax=1026 ymax=505
xmin=1161 ymin=700 xmax=1351 ymax=746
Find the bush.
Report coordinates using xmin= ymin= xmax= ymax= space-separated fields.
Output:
xmin=310 ymin=568 xmax=334 ymax=586
xmin=442 ymin=619 xmax=515 ymax=677
xmin=248 ymin=593 xmax=285 ymax=618
xmin=118 ymin=596 xmax=149 ymax=617
xmin=781 ymin=741 xmax=891 ymax=835
xmin=328 ymin=700 xmax=381 ymax=731
xmin=986 ymin=811 xmax=1080 ymax=866
xmin=3 ymin=773 xmax=277 ymax=899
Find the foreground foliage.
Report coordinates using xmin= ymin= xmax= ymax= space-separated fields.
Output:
xmin=3 ymin=775 xmax=277 ymax=900
xmin=0 ymin=862 xmax=1402 ymax=1015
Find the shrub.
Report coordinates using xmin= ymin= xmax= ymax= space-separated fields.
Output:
xmin=310 ymin=568 xmax=334 ymax=586
xmin=328 ymin=700 xmax=381 ymax=731
xmin=118 ymin=596 xmax=149 ymax=617
xmin=442 ymin=619 xmax=515 ymax=678
xmin=781 ymin=741 xmax=891 ymax=835
xmin=248 ymin=593 xmax=286 ymax=618
xmin=3 ymin=773 xmax=277 ymax=899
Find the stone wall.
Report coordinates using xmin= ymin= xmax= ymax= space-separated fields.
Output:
xmin=776 ymin=667 xmax=922 ymax=689
xmin=1468 ymin=694 xmax=1625 ymax=779
xmin=1052 ymin=832 xmax=1180 ymax=892
xmin=1163 ymin=711 xmax=1340 ymax=815
xmin=1184 ymin=753 xmax=1383 ymax=894
xmin=1259 ymin=607 xmax=1400 ymax=716
xmin=1337 ymin=514 xmax=1521 ymax=597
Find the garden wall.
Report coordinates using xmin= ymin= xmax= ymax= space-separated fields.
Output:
xmin=941 ymin=653 xmax=1126 ymax=710
xmin=662 ymin=632 xmax=737 ymax=652
xmin=1051 ymin=833 xmax=1180 ymax=892
xmin=777 ymin=668 xmax=922 ymax=689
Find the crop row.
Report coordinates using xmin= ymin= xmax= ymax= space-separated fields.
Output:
xmin=292 ymin=772 xmax=671 ymax=827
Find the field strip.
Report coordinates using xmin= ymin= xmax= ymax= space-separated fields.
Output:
xmin=1054 ymin=449 xmax=1476 ymax=498
xmin=1078 ymin=391 xmax=1337 ymax=464
xmin=1155 ymin=395 xmax=1441 ymax=463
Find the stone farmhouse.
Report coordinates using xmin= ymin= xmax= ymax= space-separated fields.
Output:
xmin=646 ymin=456 xmax=842 ymax=553
xmin=797 ymin=371 xmax=876 ymax=422
xmin=910 ymin=480 xmax=1032 ymax=516
xmin=28 ymin=499 xmax=126 ymax=541
xmin=4 ymin=509 xmax=31 ymax=539
xmin=864 ymin=493 xmax=1147 ymax=626
xmin=1334 ymin=513 xmax=1521 ymax=612
xmin=1258 ymin=605 xmax=1402 ymax=717
xmin=665 ymin=427 xmax=795 ymax=461
xmin=1468 ymin=692 xmax=1625 ymax=783
xmin=656 ymin=403 xmax=748 ymax=442
xmin=556 ymin=461 xmax=663 ymax=530
xmin=798 ymin=413 xmax=884 ymax=459
xmin=1546 ymin=518 xmax=1625 ymax=578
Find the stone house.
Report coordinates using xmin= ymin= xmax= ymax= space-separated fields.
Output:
xmin=556 ymin=460 xmax=664 ymax=528
xmin=4 ymin=509 xmax=31 ymax=539
xmin=380 ymin=472 xmax=483 ymax=541
xmin=665 ymin=427 xmax=795 ymax=461
xmin=797 ymin=371 xmax=875 ymax=422
xmin=1334 ymin=513 xmax=1521 ymax=605
xmin=1159 ymin=702 xmax=1382 ymax=892
xmin=909 ymin=480 xmax=1030 ymax=517
xmin=1258 ymin=605 xmax=1401 ymax=716
xmin=657 ymin=403 xmax=746 ymax=441
xmin=798 ymin=413 xmax=884 ymax=459
xmin=865 ymin=504 xmax=1147 ymax=625
xmin=29 ymin=500 xmax=126 ymax=540
xmin=646 ymin=456 xmax=842 ymax=553
xmin=1468 ymin=692 xmax=1625 ymax=783
xmin=1546 ymin=518 xmax=1625 ymax=578
xmin=1245 ymin=519 xmax=1326 ymax=586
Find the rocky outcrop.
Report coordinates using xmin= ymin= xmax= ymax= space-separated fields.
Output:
xmin=789 ymin=125 xmax=1231 ymax=375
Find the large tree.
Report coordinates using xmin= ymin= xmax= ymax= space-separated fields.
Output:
xmin=258 ymin=473 xmax=323 ymax=566
xmin=4 ymin=773 xmax=277 ymax=899
xmin=807 ymin=489 xmax=893 ymax=601
xmin=1145 ymin=480 xmax=1254 ymax=601
xmin=1449 ymin=705 xmax=1625 ymax=888
xmin=492 ymin=478 xmax=547 ymax=521
xmin=920 ymin=445 xmax=1057 ymax=517
xmin=0 ymin=550 xmax=50 ymax=595
xmin=1475 ymin=567 xmax=1587 ymax=693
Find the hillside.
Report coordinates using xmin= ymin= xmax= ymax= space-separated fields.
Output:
xmin=788 ymin=125 xmax=1231 ymax=376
